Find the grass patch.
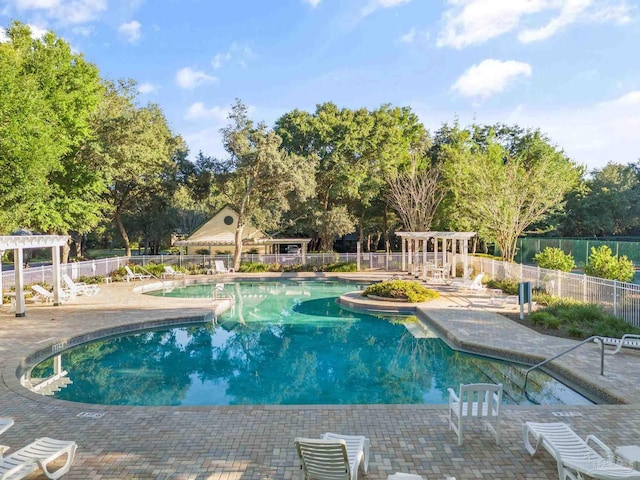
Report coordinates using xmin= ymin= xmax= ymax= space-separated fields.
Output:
xmin=528 ymin=300 xmax=640 ymax=339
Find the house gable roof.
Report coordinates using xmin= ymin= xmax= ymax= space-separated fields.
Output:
xmin=176 ymin=206 xmax=268 ymax=246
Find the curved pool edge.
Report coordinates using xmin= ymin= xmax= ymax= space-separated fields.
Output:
xmin=338 ymin=290 xmax=623 ymax=405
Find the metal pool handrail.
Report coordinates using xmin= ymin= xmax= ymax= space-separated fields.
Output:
xmin=523 ymin=336 xmax=605 ymax=390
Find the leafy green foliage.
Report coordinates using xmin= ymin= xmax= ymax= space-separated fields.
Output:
xmin=528 ymin=300 xmax=640 ymax=339
xmin=485 ymin=278 xmax=519 ymax=295
xmin=534 ymin=247 xmax=576 ymax=272
xmin=584 ymin=245 xmax=635 ymax=282
xmin=322 ymin=262 xmax=357 ymax=272
xmin=238 ymin=262 xmax=270 ymax=273
xmin=362 ymin=280 xmax=439 ymax=303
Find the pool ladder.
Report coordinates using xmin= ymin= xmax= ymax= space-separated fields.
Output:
xmin=523 ymin=336 xmax=605 ymax=390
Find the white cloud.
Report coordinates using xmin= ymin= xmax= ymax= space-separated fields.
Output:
xmin=211 ymin=42 xmax=256 ymax=69
xmin=72 ymin=25 xmax=94 ymax=36
xmin=7 ymin=0 xmax=107 ymax=24
xmin=302 ymin=0 xmax=321 ymax=7
xmin=138 ymin=83 xmax=157 ymax=94
xmin=360 ymin=0 xmax=411 ymax=18
xmin=119 ymin=20 xmax=141 ymax=42
xmin=27 ymin=23 xmax=49 ymax=39
xmin=398 ymin=27 xmax=430 ymax=44
xmin=519 ymin=0 xmax=591 ymax=43
xmin=438 ymin=0 xmax=546 ymax=49
xmin=451 ymin=59 xmax=532 ymax=99
xmin=438 ymin=0 xmax=633 ymax=48
xmin=175 ymin=67 xmax=218 ymax=89
xmin=185 ymin=102 xmax=229 ymax=122
xmin=212 ymin=52 xmax=231 ymax=69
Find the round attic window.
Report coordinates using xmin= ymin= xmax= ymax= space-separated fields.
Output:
xmin=223 ymin=215 xmax=234 ymax=225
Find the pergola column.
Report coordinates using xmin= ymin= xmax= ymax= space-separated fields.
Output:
xmin=14 ymin=248 xmax=25 ymax=317
xmin=52 ymin=245 xmax=62 ymax=306
xmin=401 ymin=237 xmax=406 ymax=271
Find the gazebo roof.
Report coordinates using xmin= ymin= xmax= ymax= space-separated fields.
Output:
xmin=0 ymin=235 xmax=68 ymax=249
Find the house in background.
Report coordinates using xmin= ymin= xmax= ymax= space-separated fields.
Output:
xmin=174 ymin=206 xmax=311 ymax=260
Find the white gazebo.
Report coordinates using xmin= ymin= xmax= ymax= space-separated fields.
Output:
xmin=0 ymin=235 xmax=68 ymax=317
xmin=395 ymin=231 xmax=476 ymax=280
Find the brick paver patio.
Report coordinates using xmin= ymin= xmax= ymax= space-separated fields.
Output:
xmin=1 ymin=272 xmax=639 ymax=479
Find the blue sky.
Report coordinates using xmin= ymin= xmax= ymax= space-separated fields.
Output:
xmin=1 ymin=0 xmax=639 ymax=171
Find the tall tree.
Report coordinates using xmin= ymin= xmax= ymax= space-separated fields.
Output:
xmin=82 ymin=79 xmax=181 ymax=256
xmin=217 ymin=100 xmax=316 ymax=269
xmin=441 ymin=125 xmax=582 ymax=261
xmin=559 ymin=162 xmax=640 ymax=237
xmin=0 ymin=21 xmax=104 ymax=242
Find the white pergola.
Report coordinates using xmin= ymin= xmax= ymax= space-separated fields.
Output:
xmin=0 ymin=235 xmax=68 ymax=317
xmin=395 ymin=231 xmax=476 ymax=280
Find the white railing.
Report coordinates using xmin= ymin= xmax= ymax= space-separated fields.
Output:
xmin=469 ymin=257 xmax=640 ymax=328
xmin=3 ymin=253 xmax=638 ymax=327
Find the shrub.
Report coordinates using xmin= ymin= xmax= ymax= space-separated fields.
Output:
xmin=584 ymin=245 xmax=635 ymax=282
xmin=533 ymin=247 xmax=576 ymax=272
xmin=239 ymin=262 xmax=270 ymax=273
xmin=485 ymin=279 xmax=519 ymax=295
xmin=195 ymin=248 xmax=210 ymax=255
xmin=323 ymin=262 xmax=357 ymax=272
xmin=78 ymin=275 xmax=102 ymax=284
xmin=529 ymin=311 xmax=560 ymax=329
xmin=362 ymin=280 xmax=439 ymax=303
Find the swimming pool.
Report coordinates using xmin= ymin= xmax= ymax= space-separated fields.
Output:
xmin=29 ymin=279 xmax=592 ymax=406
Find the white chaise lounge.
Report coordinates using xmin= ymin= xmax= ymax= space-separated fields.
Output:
xmin=594 ymin=334 xmax=640 ymax=355
xmin=124 ymin=265 xmax=151 ymax=282
xmin=0 ymin=437 xmax=77 ymax=480
xmin=523 ymin=422 xmax=640 ymax=480
xmin=62 ymin=274 xmax=99 ymax=296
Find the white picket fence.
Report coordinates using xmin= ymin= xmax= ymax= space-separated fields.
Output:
xmin=2 ymin=253 xmax=638 ymax=327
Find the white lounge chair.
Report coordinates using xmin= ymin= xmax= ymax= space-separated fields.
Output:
xmin=448 ymin=383 xmax=502 ymax=445
xmin=124 ymin=265 xmax=151 ymax=282
xmin=294 ymin=432 xmax=370 ymax=480
xmin=62 ymin=274 xmax=99 ymax=296
xmin=31 ymin=285 xmax=72 ymax=304
xmin=523 ymin=422 xmax=640 ymax=480
xmin=213 ymin=260 xmax=234 ymax=274
xmin=450 ymin=273 xmax=486 ymax=291
xmin=594 ymin=334 xmax=640 ymax=355
xmin=0 ymin=436 xmax=77 ymax=480
xmin=161 ymin=266 xmax=186 ymax=279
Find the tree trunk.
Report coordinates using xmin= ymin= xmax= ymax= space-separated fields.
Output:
xmin=115 ymin=209 xmax=131 ymax=257
xmin=61 ymin=241 xmax=70 ymax=264
xmin=233 ymin=222 xmax=245 ymax=271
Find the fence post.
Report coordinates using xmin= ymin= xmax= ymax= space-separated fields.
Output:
xmin=583 ymin=274 xmax=587 ymax=302
xmin=613 ymin=280 xmax=618 ymax=317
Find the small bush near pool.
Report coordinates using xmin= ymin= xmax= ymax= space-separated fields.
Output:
xmin=528 ymin=300 xmax=640 ymax=339
xmin=362 ymin=280 xmax=439 ymax=303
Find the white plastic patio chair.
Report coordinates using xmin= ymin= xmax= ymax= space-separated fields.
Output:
xmin=448 ymin=383 xmax=502 ymax=445
xmin=0 ymin=436 xmax=77 ymax=480
xmin=31 ymin=285 xmax=72 ymax=304
xmin=523 ymin=422 xmax=640 ymax=480
xmin=214 ymin=261 xmax=231 ymax=274
xmin=294 ymin=432 xmax=370 ymax=480
xmin=450 ymin=273 xmax=486 ymax=291
xmin=124 ymin=265 xmax=151 ymax=282
xmin=162 ymin=266 xmax=186 ymax=279
xmin=62 ymin=274 xmax=99 ymax=296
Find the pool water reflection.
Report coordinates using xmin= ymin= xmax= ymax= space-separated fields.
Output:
xmin=30 ymin=280 xmax=592 ymax=406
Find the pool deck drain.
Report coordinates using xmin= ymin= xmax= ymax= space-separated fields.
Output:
xmin=0 ymin=272 xmax=639 ymax=479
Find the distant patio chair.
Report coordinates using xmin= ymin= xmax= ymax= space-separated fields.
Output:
xmin=31 ymin=285 xmax=72 ymax=304
xmin=450 ymin=273 xmax=486 ymax=291
xmin=214 ymin=260 xmax=234 ymax=274
xmin=62 ymin=274 xmax=99 ymax=296
xmin=124 ymin=265 xmax=151 ymax=282
xmin=162 ymin=266 xmax=186 ymax=279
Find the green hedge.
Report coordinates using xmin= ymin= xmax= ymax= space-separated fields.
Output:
xmin=362 ymin=280 xmax=439 ymax=303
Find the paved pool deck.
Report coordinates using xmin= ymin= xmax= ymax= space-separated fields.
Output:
xmin=1 ymin=272 xmax=639 ymax=479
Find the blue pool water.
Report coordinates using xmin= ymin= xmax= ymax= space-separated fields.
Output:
xmin=30 ymin=279 xmax=592 ymax=406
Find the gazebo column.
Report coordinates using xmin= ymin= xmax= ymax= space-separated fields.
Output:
xmin=401 ymin=238 xmax=406 ymax=271
xmin=463 ymin=239 xmax=469 ymax=278
xmin=422 ymin=239 xmax=428 ymax=281
xmin=14 ymin=248 xmax=25 ymax=317
xmin=301 ymin=243 xmax=307 ymax=265
xmin=51 ymin=245 xmax=62 ymax=306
